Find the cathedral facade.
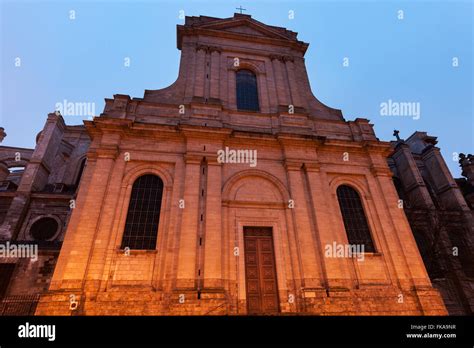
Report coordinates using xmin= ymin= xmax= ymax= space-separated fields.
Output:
xmin=1 ymin=13 xmax=465 ymax=315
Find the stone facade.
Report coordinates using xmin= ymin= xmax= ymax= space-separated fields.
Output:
xmin=0 ymin=116 xmax=90 ymax=314
xmin=389 ymin=133 xmax=474 ymax=315
xmin=0 ymin=14 xmax=452 ymax=315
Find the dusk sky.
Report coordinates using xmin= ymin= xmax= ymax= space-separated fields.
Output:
xmin=1 ymin=0 xmax=472 ymax=176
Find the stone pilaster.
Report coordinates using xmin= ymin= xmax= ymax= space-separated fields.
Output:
xmin=422 ymin=146 xmax=470 ymax=211
xmin=52 ymin=143 xmax=119 ymax=290
xmin=194 ymin=46 xmax=206 ymax=98
xmin=270 ymin=55 xmax=290 ymax=106
xmin=203 ymin=158 xmax=223 ymax=289
xmin=209 ymin=49 xmax=221 ymax=100
xmin=391 ymin=143 xmax=434 ymax=209
xmin=285 ymin=160 xmax=322 ymax=289
xmin=83 ymin=153 xmax=128 ymax=292
xmin=283 ymin=56 xmax=303 ymax=108
xmin=175 ymin=154 xmax=201 ymax=289
xmin=305 ymin=165 xmax=351 ymax=290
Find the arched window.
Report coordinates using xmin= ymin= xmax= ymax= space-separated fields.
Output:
xmin=236 ymin=69 xmax=259 ymax=111
xmin=30 ymin=217 xmax=59 ymax=241
xmin=336 ymin=185 xmax=375 ymax=252
xmin=121 ymin=174 xmax=164 ymax=250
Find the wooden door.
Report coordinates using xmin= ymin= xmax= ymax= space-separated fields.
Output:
xmin=244 ymin=227 xmax=279 ymax=314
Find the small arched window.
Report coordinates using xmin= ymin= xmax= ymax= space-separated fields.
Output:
xmin=121 ymin=174 xmax=164 ymax=250
xmin=236 ymin=69 xmax=259 ymax=111
xmin=336 ymin=185 xmax=375 ymax=252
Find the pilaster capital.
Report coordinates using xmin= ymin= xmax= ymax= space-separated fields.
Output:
xmin=269 ymin=54 xmax=283 ymax=62
xmin=303 ymin=162 xmax=321 ymax=172
xmin=206 ymin=155 xmax=222 ymax=166
xmin=184 ymin=153 xmax=204 ymax=164
xmin=196 ymin=44 xmax=222 ymax=53
xmin=370 ymin=165 xmax=392 ymax=177
xmin=269 ymin=54 xmax=294 ymax=62
xmin=90 ymin=145 xmax=119 ymax=160
xmin=284 ymin=159 xmax=303 ymax=171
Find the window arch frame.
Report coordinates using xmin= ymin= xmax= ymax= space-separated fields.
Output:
xmin=236 ymin=68 xmax=260 ymax=112
xmin=335 ymin=184 xmax=376 ymax=253
xmin=120 ymin=173 xmax=165 ymax=251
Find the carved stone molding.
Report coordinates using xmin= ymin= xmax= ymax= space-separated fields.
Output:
xmin=195 ymin=44 xmax=222 ymax=53
xmin=269 ymin=54 xmax=294 ymax=62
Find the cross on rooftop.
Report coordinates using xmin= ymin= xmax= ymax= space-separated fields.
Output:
xmin=393 ymin=129 xmax=401 ymax=141
xmin=236 ymin=6 xmax=247 ymax=14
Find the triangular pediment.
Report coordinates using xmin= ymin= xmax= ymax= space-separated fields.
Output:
xmin=224 ymin=24 xmax=273 ymax=38
xmin=177 ymin=14 xmax=307 ymax=51
xmin=196 ymin=16 xmax=295 ymax=41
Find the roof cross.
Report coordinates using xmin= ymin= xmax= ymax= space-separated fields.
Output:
xmin=393 ymin=129 xmax=401 ymax=141
xmin=236 ymin=5 xmax=247 ymax=14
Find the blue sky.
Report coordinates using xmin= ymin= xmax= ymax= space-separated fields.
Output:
xmin=1 ymin=0 xmax=472 ymax=176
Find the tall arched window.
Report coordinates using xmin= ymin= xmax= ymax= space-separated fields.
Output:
xmin=236 ymin=69 xmax=259 ymax=111
xmin=336 ymin=185 xmax=375 ymax=252
xmin=121 ymin=174 xmax=164 ymax=250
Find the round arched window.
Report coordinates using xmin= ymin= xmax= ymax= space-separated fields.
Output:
xmin=30 ymin=217 xmax=58 ymax=241
xmin=236 ymin=69 xmax=259 ymax=111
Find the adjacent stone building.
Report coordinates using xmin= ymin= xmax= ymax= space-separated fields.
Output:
xmin=1 ymin=13 xmax=468 ymax=315
xmin=0 ymin=118 xmax=89 ymax=314
xmin=389 ymin=133 xmax=474 ymax=315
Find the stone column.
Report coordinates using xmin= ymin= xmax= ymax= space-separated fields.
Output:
xmin=183 ymin=43 xmax=197 ymax=102
xmin=422 ymin=146 xmax=470 ymax=211
xmin=84 ymin=153 xmax=127 ymax=292
xmin=264 ymin=57 xmax=279 ymax=113
xmin=284 ymin=56 xmax=303 ymax=108
xmin=367 ymin=166 xmax=432 ymax=289
xmin=203 ymin=158 xmax=223 ymax=289
xmin=219 ymin=52 xmax=228 ymax=105
xmin=175 ymin=154 xmax=201 ymax=289
xmin=305 ymin=166 xmax=350 ymax=289
xmin=209 ymin=49 xmax=221 ymax=100
xmin=193 ymin=47 xmax=206 ymax=98
xmin=270 ymin=55 xmax=290 ymax=106
xmin=52 ymin=143 xmax=119 ymax=289
xmin=285 ymin=160 xmax=322 ymax=288
xmin=391 ymin=143 xmax=434 ymax=209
